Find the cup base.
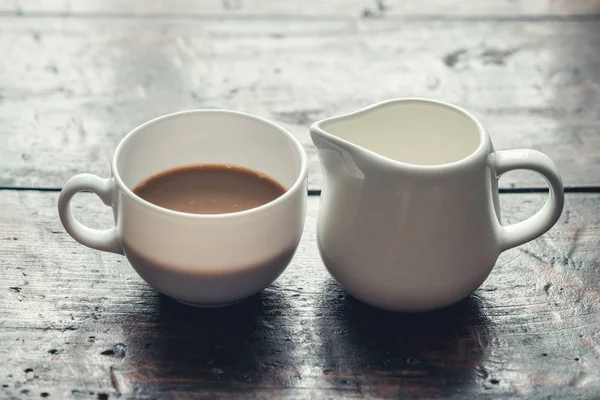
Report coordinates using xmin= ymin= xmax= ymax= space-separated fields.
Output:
xmin=172 ymin=297 xmax=246 ymax=308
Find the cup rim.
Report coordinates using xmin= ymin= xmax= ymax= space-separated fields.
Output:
xmin=310 ymin=97 xmax=490 ymax=172
xmin=111 ymin=109 xmax=308 ymax=220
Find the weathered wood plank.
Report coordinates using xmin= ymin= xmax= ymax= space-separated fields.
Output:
xmin=0 ymin=191 xmax=598 ymax=398
xmin=1 ymin=0 xmax=599 ymax=18
xmin=1 ymin=18 xmax=599 ymax=190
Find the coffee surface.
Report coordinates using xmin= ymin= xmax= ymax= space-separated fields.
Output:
xmin=133 ymin=164 xmax=286 ymax=214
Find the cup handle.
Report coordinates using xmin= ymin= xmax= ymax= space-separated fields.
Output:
xmin=58 ymin=174 xmax=124 ymax=255
xmin=488 ymin=149 xmax=564 ymax=252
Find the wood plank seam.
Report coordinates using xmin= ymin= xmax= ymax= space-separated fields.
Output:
xmin=1 ymin=187 xmax=600 ymax=194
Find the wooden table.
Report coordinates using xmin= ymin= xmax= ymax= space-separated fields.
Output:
xmin=1 ymin=1 xmax=599 ymax=398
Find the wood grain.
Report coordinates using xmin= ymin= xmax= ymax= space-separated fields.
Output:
xmin=1 ymin=0 xmax=599 ymax=18
xmin=1 ymin=18 xmax=599 ymax=191
xmin=0 ymin=191 xmax=598 ymax=399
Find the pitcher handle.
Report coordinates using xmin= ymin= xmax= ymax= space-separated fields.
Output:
xmin=488 ymin=150 xmax=564 ymax=252
xmin=58 ymin=174 xmax=124 ymax=255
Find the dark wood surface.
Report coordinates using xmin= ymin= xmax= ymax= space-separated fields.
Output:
xmin=1 ymin=193 xmax=599 ymax=399
xmin=1 ymin=1 xmax=600 ymax=399
xmin=1 ymin=4 xmax=600 ymax=190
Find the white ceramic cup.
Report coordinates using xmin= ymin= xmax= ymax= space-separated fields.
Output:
xmin=58 ymin=110 xmax=308 ymax=307
xmin=311 ymin=98 xmax=564 ymax=312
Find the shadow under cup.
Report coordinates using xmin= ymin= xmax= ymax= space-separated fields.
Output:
xmin=113 ymin=110 xmax=308 ymax=307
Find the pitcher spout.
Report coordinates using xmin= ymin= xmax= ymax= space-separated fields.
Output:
xmin=310 ymin=116 xmax=368 ymax=181
xmin=310 ymin=101 xmax=399 ymax=177
xmin=309 ymin=121 xmax=341 ymax=153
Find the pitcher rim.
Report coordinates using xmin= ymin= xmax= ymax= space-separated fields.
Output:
xmin=310 ymin=97 xmax=490 ymax=172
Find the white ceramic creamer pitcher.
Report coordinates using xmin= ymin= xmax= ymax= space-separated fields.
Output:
xmin=310 ymin=98 xmax=564 ymax=312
